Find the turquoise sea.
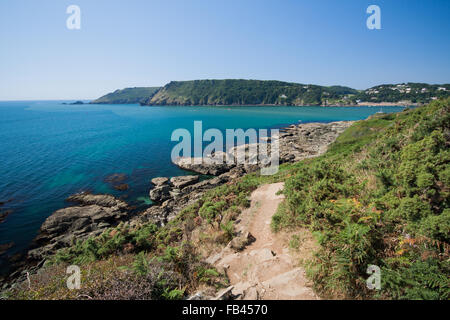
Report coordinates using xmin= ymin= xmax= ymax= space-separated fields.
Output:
xmin=0 ymin=101 xmax=406 ymax=273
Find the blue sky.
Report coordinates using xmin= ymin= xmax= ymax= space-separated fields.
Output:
xmin=0 ymin=0 xmax=449 ymax=100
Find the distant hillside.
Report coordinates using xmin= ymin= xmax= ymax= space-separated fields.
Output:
xmin=141 ymin=80 xmax=358 ymax=106
xmin=91 ymin=87 xmax=160 ymax=104
xmin=355 ymin=83 xmax=450 ymax=104
xmin=93 ymin=81 xmax=450 ymax=106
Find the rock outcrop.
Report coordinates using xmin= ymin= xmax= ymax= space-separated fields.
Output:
xmin=169 ymin=175 xmax=199 ymax=189
xmin=151 ymin=177 xmax=169 ymax=186
xmin=66 ymin=193 xmax=128 ymax=208
xmin=173 ymin=157 xmax=233 ymax=175
xmin=173 ymin=121 xmax=354 ymax=175
xmin=149 ymin=184 xmax=171 ymax=202
xmin=27 ymin=193 xmax=129 ymax=260
xmin=136 ymin=121 xmax=354 ymax=229
xmin=140 ymin=174 xmax=231 ymax=226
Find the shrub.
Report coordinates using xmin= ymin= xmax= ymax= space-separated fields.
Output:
xmin=278 ymin=98 xmax=450 ymax=299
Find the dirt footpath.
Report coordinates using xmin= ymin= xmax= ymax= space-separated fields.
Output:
xmin=209 ymin=183 xmax=318 ymax=300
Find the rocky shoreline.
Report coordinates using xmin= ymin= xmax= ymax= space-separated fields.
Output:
xmin=1 ymin=120 xmax=353 ymax=290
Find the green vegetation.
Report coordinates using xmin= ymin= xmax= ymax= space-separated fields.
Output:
xmin=91 ymin=87 xmax=160 ymax=104
xmin=142 ymin=79 xmax=358 ymax=106
xmin=273 ymin=98 xmax=449 ymax=299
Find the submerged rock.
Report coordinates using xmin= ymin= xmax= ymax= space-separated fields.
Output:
xmin=0 ymin=242 xmax=14 ymax=256
xmin=105 ymin=173 xmax=130 ymax=192
xmin=113 ymin=183 xmax=129 ymax=191
xmin=104 ymin=173 xmax=128 ymax=184
xmin=0 ymin=209 xmax=13 ymax=224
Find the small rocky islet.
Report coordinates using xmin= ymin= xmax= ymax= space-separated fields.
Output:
xmin=4 ymin=120 xmax=353 ymax=286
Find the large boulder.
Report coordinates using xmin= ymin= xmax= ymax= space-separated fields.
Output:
xmin=136 ymin=205 xmax=169 ymax=227
xmin=151 ymin=177 xmax=169 ymax=186
xmin=229 ymin=232 xmax=256 ymax=251
xmin=67 ymin=193 xmax=127 ymax=209
xmin=173 ymin=157 xmax=234 ymax=176
xmin=149 ymin=185 xmax=171 ymax=202
xmin=170 ymin=175 xmax=199 ymax=189
xmin=29 ymin=194 xmax=130 ymax=260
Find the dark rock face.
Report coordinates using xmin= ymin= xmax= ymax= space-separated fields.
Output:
xmin=28 ymin=193 xmax=129 ymax=260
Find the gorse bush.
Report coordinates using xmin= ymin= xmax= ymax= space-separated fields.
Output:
xmin=52 ymin=222 xmax=159 ymax=265
xmin=278 ymin=98 xmax=450 ymax=299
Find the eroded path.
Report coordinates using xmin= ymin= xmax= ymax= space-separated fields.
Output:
xmin=210 ymin=183 xmax=318 ymax=300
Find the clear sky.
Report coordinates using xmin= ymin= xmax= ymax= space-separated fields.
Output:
xmin=0 ymin=0 xmax=449 ymax=100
